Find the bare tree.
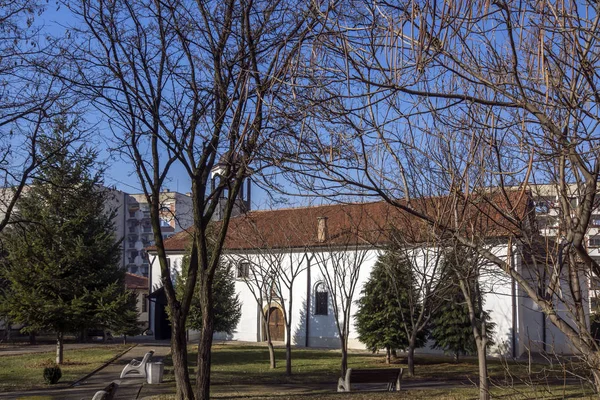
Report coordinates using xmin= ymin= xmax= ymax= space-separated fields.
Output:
xmin=313 ymin=233 xmax=372 ymax=377
xmin=443 ymin=243 xmax=497 ymax=400
xmin=261 ymin=226 xmax=310 ymax=376
xmin=63 ymin=1 xmax=316 ymax=398
xmin=0 ymin=1 xmax=67 ymax=231
xmin=226 ymin=210 xmax=312 ymax=374
xmin=263 ymin=0 xmax=600 ymax=396
xmin=223 ymin=251 xmax=280 ymax=369
xmin=386 ymin=237 xmax=447 ymax=377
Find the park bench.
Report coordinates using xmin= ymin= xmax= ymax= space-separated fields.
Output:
xmin=120 ymin=350 xmax=154 ymax=379
xmin=337 ymin=368 xmax=403 ymax=392
xmin=91 ymin=381 xmax=119 ymax=400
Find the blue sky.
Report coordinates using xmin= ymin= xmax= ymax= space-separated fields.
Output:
xmin=37 ymin=4 xmax=280 ymax=208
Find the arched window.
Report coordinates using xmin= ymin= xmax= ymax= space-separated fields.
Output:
xmin=314 ymin=282 xmax=328 ymax=316
xmin=237 ymin=261 xmax=250 ymax=279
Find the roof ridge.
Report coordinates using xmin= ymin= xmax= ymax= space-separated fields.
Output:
xmin=248 ymin=199 xmax=385 ymax=214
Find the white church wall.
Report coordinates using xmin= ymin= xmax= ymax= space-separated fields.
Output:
xmin=148 ymin=239 xmax=586 ymax=358
xmin=473 ymin=244 xmax=514 ymax=357
xmin=515 ymin=249 xmax=589 ymax=357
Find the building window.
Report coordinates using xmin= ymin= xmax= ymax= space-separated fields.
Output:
xmin=535 ymin=201 xmax=550 ymax=215
xmin=590 ymin=238 xmax=600 ymax=247
xmin=569 ymin=197 xmax=578 ymax=209
xmin=237 ymin=261 xmax=250 ymax=279
xmin=141 ymin=294 xmax=147 ymax=313
xmin=315 ymin=282 xmax=328 ymax=315
xmin=592 ymin=217 xmax=600 ymax=227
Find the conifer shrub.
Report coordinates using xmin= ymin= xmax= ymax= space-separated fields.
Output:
xmin=43 ymin=365 xmax=62 ymax=384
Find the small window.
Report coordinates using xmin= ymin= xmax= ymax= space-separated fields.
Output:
xmin=569 ymin=197 xmax=578 ymax=209
xmin=141 ymin=294 xmax=147 ymax=313
xmin=535 ymin=201 xmax=550 ymax=215
xmin=237 ymin=262 xmax=250 ymax=279
xmin=315 ymin=282 xmax=328 ymax=315
xmin=591 ymin=297 xmax=600 ymax=313
xmin=589 ymin=238 xmax=600 ymax=247
xmin=592 ymin=217 xmax=600 ymax=227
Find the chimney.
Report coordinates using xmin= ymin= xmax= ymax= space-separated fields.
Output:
xmin=317 ymin=217 xmax=328 ymax=243
xmin=163 ymin=188 xmax=170 ymax=193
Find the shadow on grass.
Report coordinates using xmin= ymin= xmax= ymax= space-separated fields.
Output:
xmin=160 ymin=344 xmax=597 ymax=390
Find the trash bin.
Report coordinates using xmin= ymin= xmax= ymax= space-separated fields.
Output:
xmin=146 ymin=362 xmax=164 ymax=384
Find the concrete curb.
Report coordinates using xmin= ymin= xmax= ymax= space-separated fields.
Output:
xmin=69 ymin=344 xmax=138 ymax=387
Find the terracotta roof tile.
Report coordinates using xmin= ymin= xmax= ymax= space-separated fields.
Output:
xmin=125 ymin=272 xmax=148 ymax=290
xmin=153 ymin=190 xmax=532 ymax=253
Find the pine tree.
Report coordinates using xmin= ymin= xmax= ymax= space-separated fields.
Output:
xmin=94 ymin=282 xmax=142 ymax=343
xmin=429 ymin=282 xmax=495 ymax=362
xmin=0 ymin=117 xmax=130 ymax=363
xmin=176 ymin=252 xmax=241 ymax=334
xmin=355 ymin=250 xmax=426 ymax=362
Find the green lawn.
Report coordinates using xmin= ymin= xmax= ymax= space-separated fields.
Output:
xmin=182 ymin=345 xmax=589 ymax=385
xmin=0 ymin=344 xmax=130 ymax=391
xmin=152 ymin=344 xmax=597 ymax=399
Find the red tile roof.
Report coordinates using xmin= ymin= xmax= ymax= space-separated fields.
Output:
xmin=153 ymin=190 xmax=532 ymax=253
xmin=125 ymin=272 xmax=148 ymax=290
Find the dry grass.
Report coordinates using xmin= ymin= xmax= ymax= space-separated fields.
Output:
xmin=151 ymin=344 xmax=597 ymax=399
xmin=0 ymin=344 xmax=130 ymax=391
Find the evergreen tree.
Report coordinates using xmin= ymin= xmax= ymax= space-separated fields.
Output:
xmin=429 ymin=281 xmax=495 ymax=362
xmin=176 ymin=251 xmax=242 ymax=334
xmin=355 ymin=250 xmax=426 ymax=362
xmin=94 ymin=282 xmax=142 ymax=343
xmin=0 ymin=117 xmax=130 ymax=363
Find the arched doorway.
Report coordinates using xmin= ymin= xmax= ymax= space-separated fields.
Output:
xmin=268 ymin=307 xmax=284 ymax=341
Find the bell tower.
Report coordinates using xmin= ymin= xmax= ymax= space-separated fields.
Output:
xmin=210 ymin=158 xmax=251 ymax=221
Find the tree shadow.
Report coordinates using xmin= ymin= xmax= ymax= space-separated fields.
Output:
xmin=293 ymin=297 xmax=339 ymax=349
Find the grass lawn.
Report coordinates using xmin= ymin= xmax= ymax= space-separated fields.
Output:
xmin=153 ymin=344 xmax=597 ymax=399
xmin=0 ymin=344 xmax=130 ymax=392
xmin=183 ymin=345 xmax=590 ymax=385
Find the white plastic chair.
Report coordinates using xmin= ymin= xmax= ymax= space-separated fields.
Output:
xmin=120 ymin=350 xmax=154 ymax=379
xmin=91 ymin=381 xmax=119 ymax=399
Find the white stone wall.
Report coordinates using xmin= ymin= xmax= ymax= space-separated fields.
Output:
xmin=148 ymin=241 xmax=588 ymax=357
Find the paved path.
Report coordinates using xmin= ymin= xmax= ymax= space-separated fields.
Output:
xmin=0 ymin=343 xmax=106 ymax=357
xmin=0 ymin=344 xmax=171 ymax=400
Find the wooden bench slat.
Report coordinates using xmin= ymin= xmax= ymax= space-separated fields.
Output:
xmin=337 ymin=368 xmax=403 ymax=392
xmin=350 ymin=369 xmax=401 ymax=383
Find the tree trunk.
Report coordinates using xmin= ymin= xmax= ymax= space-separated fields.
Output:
xmin=262 ymin=310 xmax=276 ymax=369
xmin=4 ymin=320 xmax=10 ymax=342
xmin=123 ymin=335 xmax=127 ymax=345
xmin=476 ymin=340 xmax=489 ymax=400
xmin=385 ymin=347 xmax=391 ymax=364
xmin=391 ymin=348 xmax=397 ymax=358
xmin=56 ymin=332 xmax=64 ymax=365
xmin=285 ymin=325 xmax=292 ymax=376
xmin=102 ymin=329 xmax=107 ymax=343
xmin=171 ymin=313 xmax=194 ymax=400
xmin=29 ymin=331 xmax=36 ymax=345
xmin=340 ymin=338 xmax=348 ymax=377
xmin=407 ymin=336 xmax=416 ymax=377
xmin=592 ymin=365 xmax=600 ymax=395
xmin=196 ymin=279 xmax=215 ymax=400
xmin=267 ymin=338 xmax=276 ymax=369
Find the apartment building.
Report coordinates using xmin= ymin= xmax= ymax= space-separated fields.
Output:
xmin=120 ymin=189 xmax=193 ymax=276
xmin=528 ymin=184 xmax=599 ymax=312
xmin=0 ymin=186 xmax=193 ymax=277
